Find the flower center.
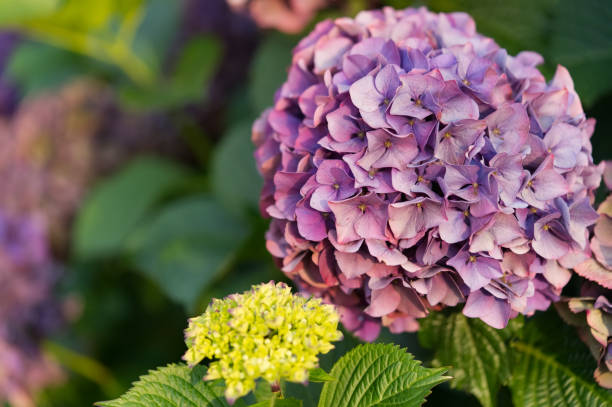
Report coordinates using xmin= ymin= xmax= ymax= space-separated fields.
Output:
xmin=543 ymin=224 xmax=550 ymax=231
xmin=333 ymin=183 xmax=340 ymax=190
xmin=383 ymin=98 xmax=390 ymax=106
xmin=492 ymin=128 xmax=501 ymax=135
xmin=384 ymin=140 xmax=392 ymax=148
xmin=417 ymin=175 xmax=425 ymax=183
xmin=368 ymin=168 xmax=377 ymax=179
xmin=414 ymin=98 xmax=422 ymax=106
xmin=444 ymin=132 xmax=452 ymax=139
xmin=463 ymin=209 xmax=470 ymax=217
xmin=416 ymin=202 xmax=422 ymax=208
xmin=462 ymin=79 xmax=471 ymax=86
xmin=358 ymin=203 xmax=367 ymax=213
xmin=469 ymin=255 xmax=477 ymax=263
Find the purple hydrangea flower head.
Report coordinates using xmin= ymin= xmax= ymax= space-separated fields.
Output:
xmin=0 ymin=211 xmax=62 ymax=406
xmin=253 ymin=6 xmax=601 ymax=339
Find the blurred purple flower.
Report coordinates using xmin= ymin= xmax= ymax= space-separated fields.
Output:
xmin=0 ymin=212 xmax=62 ymax=407
xmin=253 ymin=6 xmax=601 ymax=339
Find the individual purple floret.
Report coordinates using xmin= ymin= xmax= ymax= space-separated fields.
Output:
xmin=253 ymin=6 xmax=602 ymax=339
xmin=0 ymin=212 xmax=62 ymax=407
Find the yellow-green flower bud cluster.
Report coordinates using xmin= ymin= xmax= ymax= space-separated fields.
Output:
xmin=183 ymin=281 xmax=342 ymax=401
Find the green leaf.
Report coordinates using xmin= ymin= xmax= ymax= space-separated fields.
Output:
xmin=127 ymin=195 xmax=249 ymax=310
xmin=549 ymin=0 xmax=612 ymax=107
xmin=318 ymin=343 xmax=450 ymax=407
xmin=73 ymin=156 xmax=188 ymax=260
xmin=250 ymin=398 xmax=302 ymax=407
xmin=418 ymin=312 xmax=521 ymax=407
xmin=119 ymin=35 xmax=221 ymax=109
xmin=5 ymin=41 xmax=109 ymax=97
xmin=211 ymin=121 xmax=262 ymax=216
xmin=95 ymin=364 xmax=229 ymax=407
xmin=509 ymin=312 xmax=612 ymax=407
xmin=308 ymin=368 xmax=335 ymax=383
xmin=249 ymin=33 xmax=298 ymax=114
xmin=0 ymin=0 xmax=60 ymax=24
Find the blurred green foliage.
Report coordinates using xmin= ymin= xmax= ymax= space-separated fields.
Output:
xmin=0 ymin=0 xmax=610 ymax=406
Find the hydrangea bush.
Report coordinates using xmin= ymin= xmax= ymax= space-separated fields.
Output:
xmin=0 ymin=212 xmax=62 ymax=407
xmin=253 ymin=6 xmax=602 ymax=339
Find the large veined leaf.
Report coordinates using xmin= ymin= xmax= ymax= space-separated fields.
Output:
xmin=73 ymin=156 xmax=188 ymax=260
xmin=318 ymin=343 xmax=450 ymax=407
xmin=509 ymin=312 xmax=612 ymax=407
xmin=418 ymin=313 xmax=520 ymax=407
xmin=127 ymin=195 xmax=249 ymax=310
xmin=211 ymin=121 xmax=262 ymax=217
xmin=549 ymin=0 xmax=612 ymax=107
xmin=95 ymin=364 xmax=229 ymax=407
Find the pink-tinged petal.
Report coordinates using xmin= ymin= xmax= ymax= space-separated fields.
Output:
xmin=438 ymin=207 xmax=470 ymax=243
xmin=391 ymin=168 xmax=417 ymax=195
xmin=531 ymin=88 xmax=569 ymax=132
xmin=485 ymin=103 xmax=529 ymax=154
xmin=463 ymin=290 xmax=511 ymax=329
xmin=328 ymin=229 xmax=363 ymax=253
xmin=349 ymin=74 xmax=383 ymax=112
xmin=385 ymin=314 xmax=420 ymax=334
xmin=326 ymin=103 xmax=361 ymax=142
xmin=436 ymin=81 xmax=479 ymax=123
xmin=314 ymin=36 xmax=353 ymax=73
xmin=543 ymin=122 xmax=582 ymax=169
xmin=365 ymin=284 xmax=400 ymax=317
xmin=551 ymin=65 xmax=584 ymax=119
xmin=435 ymin=119 xmax=486 ymax=164
xmin=532 ymin=214 xmax=571 ymax=260
xmin=342 ymin=54 xmax=377 ymax=83
xmin=448 ymin=249 xmax=502 ymax=290
xmin=335 ymin=250 xmax=374 ymax=279
xmin=533 ymin=259 xmax=572 ymax=289
xmin=574 ymin=259 xmax=612 ymax=289
xmin=298 ymin=84 xmax=327 ymax=118
xmin=295 ymin=201 xmax=327 ymax=241
xmin=329 ymin=193 xmax=388 ymax=243
xmin=355 ymin=318 xmax=381 ymax=342
xmin=268 ymin=109 xmax=301 ymax=147
xmin=310 ymin=185 xmax=336 ymax=212
xmin=365 ymin=239 xmax=407 ymax=266
xmin=374 ymin=64 xmax=401 ymax=99
xmin=273 ymin=171 xmax=312 ymax=219
xmin=389 ymin=198 xmax=444 ymax=240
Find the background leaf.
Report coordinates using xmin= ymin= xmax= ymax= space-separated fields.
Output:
xmin=95 ymin=364 xmax=229 ymax=407
xmin=127 ymin=195 xmax=249 ymax=310
xmin=418 ymin=313 xmax=521 ymax=407
xmin=318 ymin=343 xmax=449 ymax=407
xmin=509 ymin=312 xmax=612 ymax=407
xmin=211 ymin=121 xmax=262 ymax=216
xmin=73 ymin=156 xmax=188 ymax=260
xmin=549 ymin=0 xmax=612 ymax=107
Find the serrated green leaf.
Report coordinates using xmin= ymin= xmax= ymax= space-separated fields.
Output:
xmin=127 ymin=195 xmax=249 ymax=310
xmin=509 ymin=311 xmax=612 ymax=407
xmin=95 ymin=364 xmax=229 ymax=407
xmin=73 ymin=156 xmax=188 ymax=260
xmin=211 ymin=121 xmax=262 ymax=216
xmin=308 ymin=368 xmax=335 ymax=383
xmin=318 ymin=343 xmax=449 ymax=407
xmin=419 ymin=313 xmax=522 ymax=407
xmin=250 ymin=397 xmax=303 ymax=407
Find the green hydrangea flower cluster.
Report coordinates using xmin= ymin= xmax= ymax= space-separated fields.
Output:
xmin=183 ymin=281 xmax=343 ymax=401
